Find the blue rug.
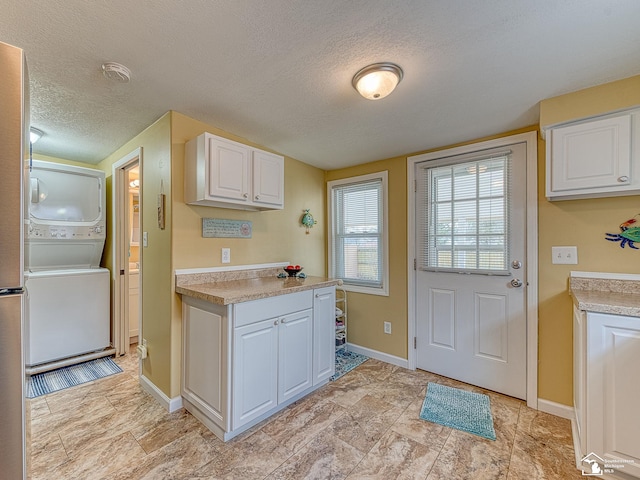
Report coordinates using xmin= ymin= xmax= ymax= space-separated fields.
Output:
xmin=27 ymin=357 xmax=123 ymax=398
xmin=331 ymin=349 xmax=369 ymax=381
xmin=419 ymin=382 xmax=496 ymax=441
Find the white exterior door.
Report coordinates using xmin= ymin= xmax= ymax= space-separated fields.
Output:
xmin=414 ymin=142 xmax=528 ymax=399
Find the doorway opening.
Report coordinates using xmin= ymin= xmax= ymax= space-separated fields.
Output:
xmin=112 ymin=148 xmax=142 ymax=362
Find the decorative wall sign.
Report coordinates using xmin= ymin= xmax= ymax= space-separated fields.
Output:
xmin=605 ymin=214 xmax=640 ymax=249
xmin=203 ymin=218 xmax=252 ymax=238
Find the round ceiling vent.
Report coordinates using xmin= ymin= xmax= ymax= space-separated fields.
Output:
xmin=101 ymin=62 xmax=131 ymax=83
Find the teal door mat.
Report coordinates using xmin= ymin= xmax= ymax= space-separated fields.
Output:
xmin=419 ymin=382 xmax=496 ymax=441
xmin=27 ymin=357 xmax=123 ymax=398
xmin=331 ymin=350 xmax=368 ymax=381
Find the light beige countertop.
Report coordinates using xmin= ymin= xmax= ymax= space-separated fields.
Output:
xmin=176 ymin=265 xmax=340 ymax=305
xmin=570 ymin=272 xmax=640 ymax=317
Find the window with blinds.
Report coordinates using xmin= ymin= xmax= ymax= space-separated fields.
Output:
xmin=417 ymin=152 xmax=511 ymax=275
xmin=328 ymin=172 xmax=388 ymax=293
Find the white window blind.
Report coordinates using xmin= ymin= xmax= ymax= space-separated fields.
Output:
xmin=417 ymin=151 xmax=511 ymax=275
xmin=331 ymin=178 xmax=383 ymax=288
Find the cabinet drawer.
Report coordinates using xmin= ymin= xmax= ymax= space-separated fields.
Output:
xmin=234 ymin=290 xmax=313 ymax=327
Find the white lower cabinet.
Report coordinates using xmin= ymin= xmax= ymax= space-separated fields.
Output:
xmin=574 ymin=308 xmax=640 ymax=478
xmin=181 ymin=287 xmax=334 ymax=441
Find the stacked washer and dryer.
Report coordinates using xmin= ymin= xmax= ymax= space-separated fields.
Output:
xmin=25 ymin=160 xmax=111 ymax=372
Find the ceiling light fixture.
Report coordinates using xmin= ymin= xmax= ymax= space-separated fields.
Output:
xmin=101 ymin=62 xmax=131 ymax=83
xmin=352 ymin=62 xmax=404 ymax=100
xmin=30 ymin=127 xmax=44 ymax=144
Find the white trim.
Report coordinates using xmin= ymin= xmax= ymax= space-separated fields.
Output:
xmin=570 ymin=271 xmax=640 ymax=281
xmin=327 ymin=171 xmax=390 ymax=297
xmin=139 ymin=374 xmax=183 ymax=413
xmin=538 ymin=398 xmax=575 ymax=420
xmin=346 ymin=343 xmax=408 ymax=369
xmin=406 ymin=131 xmax=539 ymax=409
xmin=175 ymin=262 xmax=289 ymax=276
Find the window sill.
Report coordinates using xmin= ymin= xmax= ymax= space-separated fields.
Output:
xmin=340 ymin=284 xmax=389 ymax=297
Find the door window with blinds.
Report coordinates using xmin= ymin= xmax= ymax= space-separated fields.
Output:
xmin=328 ymin=171 xmax=389 ymax=295
xmin=416 ymin=150 xmax=511 ymax=275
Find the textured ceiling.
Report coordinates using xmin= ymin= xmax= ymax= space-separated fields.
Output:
xmin=2 ymin=1 xmax=640 ymax=169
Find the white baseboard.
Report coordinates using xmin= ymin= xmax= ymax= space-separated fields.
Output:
xmin=139 ymin=375 xmax=183 ymax=413
xmin=346 ymin=343 xmax=408 ymax=369
xmin=537 ymin=398 xmax=574 ymax=420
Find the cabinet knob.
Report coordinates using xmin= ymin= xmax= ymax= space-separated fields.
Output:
xmin=618 ymin=175 xmax=629 ymax=183
xmin=274 ymin=319 xmax=279 ymax=325
xmin=243 ymin=193 xmax=248 ymax=198
xmin=255 ymin=195 xmax=260 ymax=200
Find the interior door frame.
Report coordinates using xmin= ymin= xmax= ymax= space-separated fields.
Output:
xmin=407 ymin=131 xmax=538 ymax=409
xmin=112 ymin=148 xmax=142 ymax=360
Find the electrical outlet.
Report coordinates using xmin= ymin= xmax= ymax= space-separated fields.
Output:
xmin=551 ymin=246 xmax=578 ymax=264
xmin=221 ymin=248 xmax=231 ymax=264
xmin=384 ymin=321 xmax=392 ymax=334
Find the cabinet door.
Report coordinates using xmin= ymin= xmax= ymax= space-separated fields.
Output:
xmin=233 ymin=318 xmax=278 ymax=429
xmin=207 ymin=136 xmax=250 ymax=201
xmin=278 ymin=309 xmax=313 ymax=403
xmin=587 ymin=312 xmax=640 ymax=477
xmin=549 ymin=115 xmax=631 ymax=194
xmin=313 ymin=286 xmax=336 ymax=384
xmin=252 ymin=149 xmax=284 ymax=207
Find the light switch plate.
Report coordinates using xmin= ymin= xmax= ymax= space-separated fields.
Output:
xmin=552 ymin=246 xmax=578 ymax=264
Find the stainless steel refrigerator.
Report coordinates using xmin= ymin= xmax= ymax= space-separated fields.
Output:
xmin=0 ymin=40 xmax=30 ymax=480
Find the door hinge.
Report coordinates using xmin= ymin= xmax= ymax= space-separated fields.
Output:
xmin=120 ymin=269 xmax=125 ymax=275
xmin=414 ymin=337 xmax=417 ymax=349
xmin=413 ymin=258 xmax=417 ymax=270
xmin=414 ymin=179 xmax=417 ymax=193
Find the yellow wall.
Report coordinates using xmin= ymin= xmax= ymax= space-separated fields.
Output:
xmin=32 ymin=153 xmax=97 ymax=169
xmin=325 ymin=157 xmax=408 ymax=359
xmin=536 ymin=76 xmax=640 ymax=405
xmin=167 ymin=112 xmax=327 ymax=397
xmin=98 ymin=114 xmax=173 ymax=394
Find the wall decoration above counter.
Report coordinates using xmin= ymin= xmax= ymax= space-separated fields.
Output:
xmin=301 ymin=209 xmax=317 ymax=234
xmin=605 ymin=214 xmax=640 ymax=249
xmin=202 ymin=218 xmax=252 ymax=238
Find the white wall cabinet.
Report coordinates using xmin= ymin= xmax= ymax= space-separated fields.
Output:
xmin=181 ymin=287 xmax=334 ymax=441
xmin=573 ymin=308 xmax=640 ymax=478
xmin=545 ymin=109 xmax=640 ymax=200
xmin=185 ymin=132 xmax=284 ymax=210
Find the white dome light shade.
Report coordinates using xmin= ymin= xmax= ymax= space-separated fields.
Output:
xmin=352 ymin=63 xmax=403 ymax=100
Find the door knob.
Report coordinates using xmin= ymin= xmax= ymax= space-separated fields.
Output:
xmin=510 ymin=278 xmax=523 ymax=288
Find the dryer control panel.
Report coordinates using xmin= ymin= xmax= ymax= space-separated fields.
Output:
xmin=27 ymin=222 xmax=106 ymax=240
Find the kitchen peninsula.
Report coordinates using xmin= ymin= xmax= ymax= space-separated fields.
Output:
xmin=176 ymin=263 xmax=339 ymax=441
xmin=570 ymin=272 xmax=640 ymax=478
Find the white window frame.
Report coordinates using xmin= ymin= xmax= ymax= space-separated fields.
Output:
xmin=327 ymin=171 xmax=389 ymax=296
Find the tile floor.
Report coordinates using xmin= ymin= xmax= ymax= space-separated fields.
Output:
xmin=28 ymin=346 xmax=583 ymax=479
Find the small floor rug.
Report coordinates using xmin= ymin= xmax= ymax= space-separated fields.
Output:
xmin=27 ymin=357 xmax=123 ymax=398
xmin=419 ymin=382 xmax=496 ymax=441
xmin=331 ymin=349 xmax=369 ymax=381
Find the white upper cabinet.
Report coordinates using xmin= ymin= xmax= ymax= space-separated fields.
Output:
xmin=185 ymin=132 xmax=284 ymax=210
xmin=545 ymin=109 xmax=640 ymax=200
